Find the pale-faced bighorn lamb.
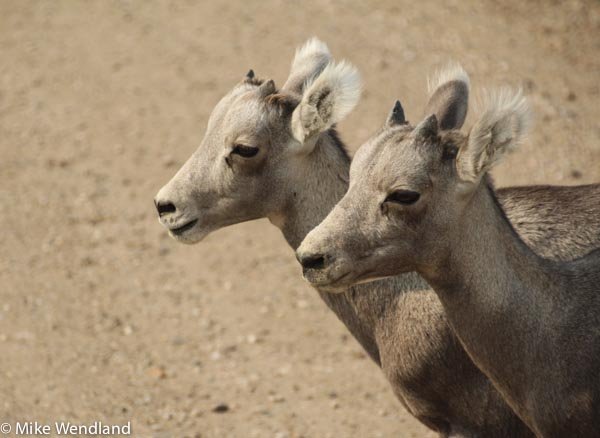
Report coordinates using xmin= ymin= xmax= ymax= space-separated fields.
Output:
xmin=155 ymin=40 xmax=600 ymax=437
xmin=297 ymin=82 xmax=600 ymax=437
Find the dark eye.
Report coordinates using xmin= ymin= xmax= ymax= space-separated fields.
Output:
xmin=384 ymin=190 xmax=420 ymax=205
xmin=231 ymin=144 xmax=259 ymax=158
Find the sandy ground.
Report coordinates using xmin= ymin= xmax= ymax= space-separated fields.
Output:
xmin=1 ymin=1 xmax=599 ymax=437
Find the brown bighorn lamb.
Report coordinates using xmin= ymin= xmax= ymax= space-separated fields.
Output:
xmin=155 ymin=40 xmax=600 ymax=437
xmin=297 ymin=83 xmax=600 ymax=436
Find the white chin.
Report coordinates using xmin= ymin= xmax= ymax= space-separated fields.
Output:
xmin=169 ymin=227 xmax=211 ymax=244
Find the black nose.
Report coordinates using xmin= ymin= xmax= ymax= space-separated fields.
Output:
xmin=299 ymin=253 xmax=327 ymax=271
xmin=155 ymin=199 xmax=176 ymax=217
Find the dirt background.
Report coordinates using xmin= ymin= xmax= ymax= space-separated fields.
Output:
xmin=1 ymin=1 xmax=599 ymax=437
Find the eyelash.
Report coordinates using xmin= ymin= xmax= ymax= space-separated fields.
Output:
xmin=384 ymin=190 xmax=421 ymax=205
xmin=231 ymin=144 xmax=259 ymax=158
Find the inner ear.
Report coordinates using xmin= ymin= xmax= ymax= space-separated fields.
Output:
xmin=424 ymin=80 xmax=468 ymax=130
xmin=310 ymin=87 xmax=333 ymax=120
xmin=424 ymin=63 xmax=470 ymax=131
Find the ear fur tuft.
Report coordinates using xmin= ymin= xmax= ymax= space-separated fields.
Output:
xmin=424 ymin=62 xmax=470 ymax=131
xmin=427 ymin=63 xmax=470 ymax=97
xmin=458 ymin=88 xmax=531 ymax=181
xmin=290 ymin=60 xmax=361 ymax=147
xmin=282 ymin=37 xmax=332 ymax=94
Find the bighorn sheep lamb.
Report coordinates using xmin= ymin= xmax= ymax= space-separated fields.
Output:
xmin=297 ymin=78 xmax=600 ymax=437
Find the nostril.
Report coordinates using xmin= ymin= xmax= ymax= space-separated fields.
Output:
xmin=156 ymin=200 xmax=176 ymax=217
xmin=300 ymin=254 xmax=327 ymax=271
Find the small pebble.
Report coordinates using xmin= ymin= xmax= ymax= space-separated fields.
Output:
xmin=146 ymin=366 xmax=167 ymax=379
xmin=212 ymin=403 xmax=229 ymax=413
xmin=210 ymin=351 xmax=221 ymax=361
xmin=162 ymin=156 xmax=178 ymax=168
xmin=268 ymin=394 xmax=285 ymax=403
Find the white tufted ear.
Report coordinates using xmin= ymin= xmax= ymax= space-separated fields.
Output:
xmin=290 ymin=61 xmax=361 ymax=154
xmin=457 ymin=88 xmax=531 ymax=183
xmin=282 ymin=37 xmax=332 ymax=95
xmin=424 ymin=63 xmax=470 ymax=131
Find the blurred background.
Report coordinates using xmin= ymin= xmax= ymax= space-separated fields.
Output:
xmin=1 ymin=1 xmax=598 ymax=437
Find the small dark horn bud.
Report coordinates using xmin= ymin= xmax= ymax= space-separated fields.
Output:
xmin=414 ymin=114 xmax=439 ymax=141
xmin=386 ymin=100 xmax=407 ymax=126
xmin=258 ymin=79 xmax=276 ymax=97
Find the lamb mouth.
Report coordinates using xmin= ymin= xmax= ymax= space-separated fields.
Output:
xmin=307 ymin=267 xmax=381 ymax=291
xmin=304 ymin=268 xmax=353 ymax=289
xmin=170 ymin=219 xmax=199 ymax=235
